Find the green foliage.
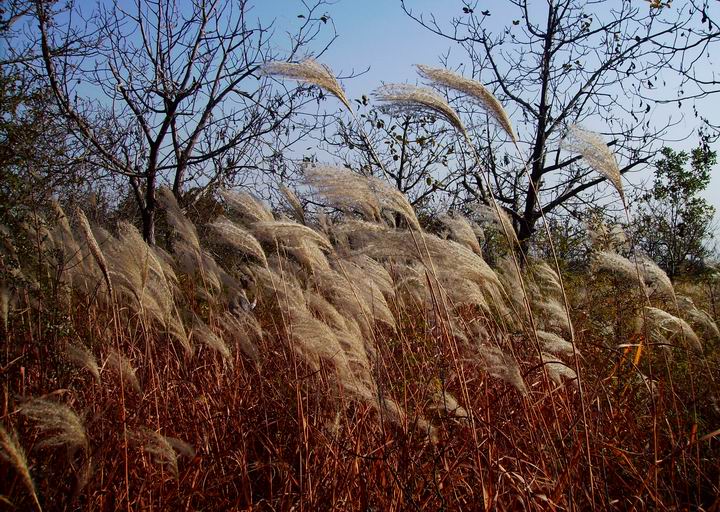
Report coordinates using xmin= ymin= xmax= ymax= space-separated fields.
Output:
xmin=635 ymin=143 xmax=717 ymax=277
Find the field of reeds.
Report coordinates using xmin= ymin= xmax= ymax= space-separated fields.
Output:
xmin=1 ymin=61 xmax=720 ymax=511
xmin=1 ymin=171 xmax=719 ymax=510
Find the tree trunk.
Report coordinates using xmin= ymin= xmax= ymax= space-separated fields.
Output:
xmin=141 ymin=207 xmax=156 ymax=245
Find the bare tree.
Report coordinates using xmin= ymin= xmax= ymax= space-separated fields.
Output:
xmin=402 ymin=0 xmax=720 ymax=250
xmin=32 ymin=0 xmax=337 ymax=243
xmin=322 ymin=105 xmax=467 ymax=213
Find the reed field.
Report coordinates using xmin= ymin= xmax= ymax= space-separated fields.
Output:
xmin=1 ymin=61 xmax=719 ymax=511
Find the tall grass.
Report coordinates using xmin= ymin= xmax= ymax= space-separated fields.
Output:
xmin=1 ymin=64 xmax=719 ymax=511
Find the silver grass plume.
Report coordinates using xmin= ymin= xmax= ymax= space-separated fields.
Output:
xmin=374 ymin=83 xmax=467 ymax=136
xmin=478 ymin=345 xmax=528 ymax=395
xmin=474 ymin=204 xmax=519 ymax=247
xmin=429 ymin=389 xmax=468 ymax=419
xmin=637 ymin=256 xmax=675 ymax=299
xmin=220 ymin=311 xmax=261 ymax=361
xmin=130 ymin=427 xmax=187 ymax=478
xmin=439 ymin=213 xmax=482 ymax=255
xmin=644 ymin=306 xmax=702 ymax=353
xmin=192 ymin=320 xmax=233 ymax=367
xmin=305 ymin=165 xmax=420 ymax=230
xmin=65 ymin=343 xmax=100 ymax=382
xmin=416 ymin=64 xmax=516 ymax=142
xmin=219 ymin=189 xmax=274 ymax=224
xmin=677 ymin=295 xmax=720 ymax=342
xmin=537 ymin=330 xmax=576 ymax=356
xmin=20 ymin=398 xmax=88 ymax=452
xmin=591 ymin=251 xmax=637 ymax=282
xmin=540 ymin=353 xmax=578 ymax=385
xmin=263 ymin=58 xmax=352 ymax=112
xmin=208 ymin=216 xmax=267 ymax=266
xmin=0 ymin=425 xmax=41 ymax=511
xmin=107 ymin=349 xmax=142 ymax=394
xmin=75 ymin=208 xmax=113 ymax=297
xmin=563 ymin=125 xmax=625 ymax=202
xmin=280 ymin=184 xmax=306 ymax=224
xmin=252 ymin=220 xmax=333 ymax=271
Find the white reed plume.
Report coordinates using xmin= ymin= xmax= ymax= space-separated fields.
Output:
xmin=478 ymin=345 xmax=528 ymax=395
xmin=536 ymin=330 xmax=576 ymax=356
xmin=75 ymin=207 xmax=113 ymax=297
xmin=130 ymin=427 xmax=190 ymax=479
xmin=429 ymin=389 xmax=469 ymax=419
xmin=192 ymin=319 xmax=233 ymax=366
xmin=474 ymin=204 xmax=519 ymax=247
xmin=677 ymin=295 xmax=720 ymax=342
xmin=374 ymin=83 xmax=467 ymax=136
xmin=280 ymin=184 xmax=306 ymax=224
xmin=540 ymin=353 xmax=578 ymax=385
xmin=416 ymin=64 xmax=516 ymax=142
xmin=65 ymin=343 xmax=100 ymax=382
xmin=637 ymin=256 xmax=675 ymax=299
xmin=644 ymin=306 xmax=703 ymax=353
xmin=107 ymin=349 xmax=142 ymax=394
xmin=305 ymin=165 xmax=420 ymax=230
xmin=208 ymin=216 xmax=267 ymax=266
xmin=263 ymin=58 xmax=352 ymax=111
xmin=219 ymin=189 xmax=274 ymax=224
xmin=20 ymin=398 xmax=88 ymax=452
xmin=563 ymin=125 xmax=625 ymax=202
xmin=0 ymin=425 xmax=41 ymax=511
xmin=439 ymin=213 xmax=482 ymax=255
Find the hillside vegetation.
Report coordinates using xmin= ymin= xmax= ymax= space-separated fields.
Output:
xmin=1 ymin=168 xmax=719 ymax=510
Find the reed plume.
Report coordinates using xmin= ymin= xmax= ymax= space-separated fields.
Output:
xmin=0 ymin=425 xmax=41 ymax=511
xmin=130 ymin=428 xmax=188 ymax=479
xmin=107 ymin=349 xmax=142 ymax=394
xmin=563 ymin=125 xmax=625 ymax=202
xmin=644 ymin=306 xmax=702 ymax=353
xmin=74 ymin=207 xmax=113 ymax=298
xmin=219 ymin=189 xmax=274 ymax=224
xmin=263 ymin=58 xmax=352 ymax=111
xmin=374 ymin=83 xmax=466 ymax=136
xmin=65 ymin=343 xmax=100 ymax=382
xmin=208 ymin=216 xmax=267 ymax=266
xmin=20 ymin=398 xmax=88 ymax=452
xmin=416 ymin=64 xmax=516 ymax=142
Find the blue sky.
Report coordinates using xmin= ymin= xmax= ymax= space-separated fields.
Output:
xmin=251 ymin=0 xmax=720 ymax=217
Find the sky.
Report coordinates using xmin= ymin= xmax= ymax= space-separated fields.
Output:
xmin=251 ymin=0 xmax=720 ymax=216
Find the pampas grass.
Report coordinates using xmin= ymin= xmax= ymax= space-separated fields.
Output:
xmin=644 ymin=306 xmax=703 ymax=353
xmin=107 ymin=350 xmax=142 ymax=394
xmin=65 ymin=343 xmax=100 ymax=382
xmin=20 ymin=398 xmax=88 ymax=453
xmin=0 ymin=425 xmax=41 ymax=511
xmin=416 ymin=64 xmax=517 ymax=142
xmin=563 ymin=125 xmax=625 ymax=202
xmin=263 ymin=58 xmax=352 ymax=111
xmin=208 ymin=216 xmax=267 ymax=266
xmin=374 ymin=83 xmax=467 ymax=136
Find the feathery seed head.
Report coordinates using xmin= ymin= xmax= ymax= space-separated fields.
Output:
xmin=374 ymin=83 xmax=467 ymax=136
xmin=416 ymin=64 xmax=516 ymax=142
xmin=263 ymin=59 xmax=352 ymax=111
xmin=563 ymin=125 xmax=625 ymax=202
xmin=20 ymin=398 xmax=88 ymax=452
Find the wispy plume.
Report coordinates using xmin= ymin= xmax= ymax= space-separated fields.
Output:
xmin=20 ymin=398 xmax=88 ymax=452
xmin=563 ymin=126 xmax=625 ymax=202
xmin=263 ymin=58 xmax=352 ymax=111
xmin=416 ymin=64 xmax=516 ymax=142
xmin=0 ymin=425 xmax=41 ymax=511
xmin=374 ymin=84 xmax=467 ymax=136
